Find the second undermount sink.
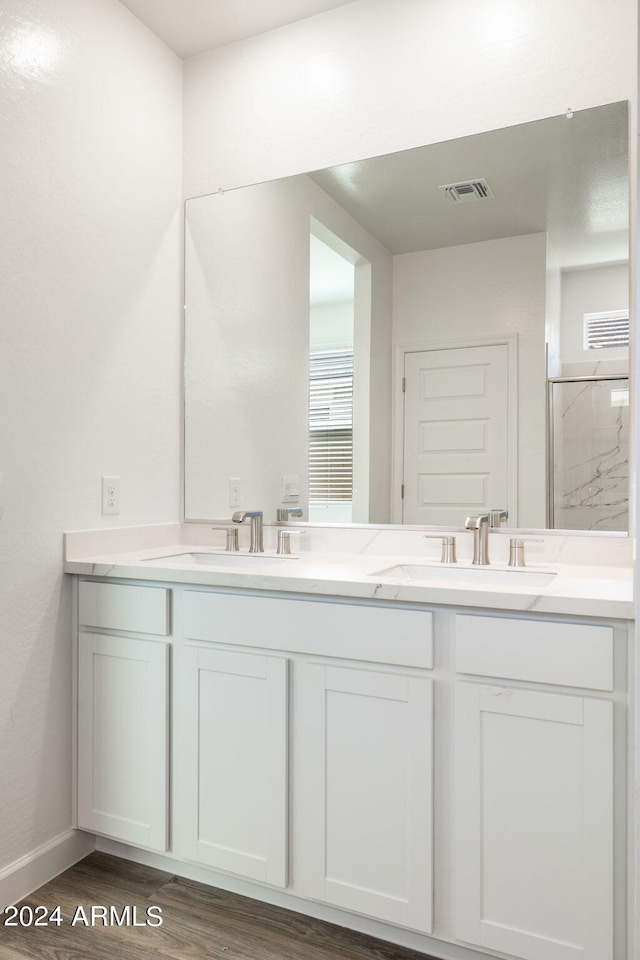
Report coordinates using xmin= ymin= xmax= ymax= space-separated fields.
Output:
xmin=143 ymin=552 xmax=295 ymax=569
xmin=370 ymin=563 xmax=557 ymax=588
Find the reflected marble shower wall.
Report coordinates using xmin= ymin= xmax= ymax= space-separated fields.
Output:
xmin=551 ymin=377 xmax=629 ymax=530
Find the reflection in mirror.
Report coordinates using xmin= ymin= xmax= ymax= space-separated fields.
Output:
xmin=184 ymin=101 xmax=629 ymax=532
xmin=549 ymin=376 xmax=629 ymax=530
xmin=309 ymin=232 xmax=355 ymax=523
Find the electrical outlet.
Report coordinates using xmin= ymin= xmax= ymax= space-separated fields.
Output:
xmin=101 ymin=476 xmax=120 ymax=516
xmin=229 ymin=477 xmax=241 ymax=508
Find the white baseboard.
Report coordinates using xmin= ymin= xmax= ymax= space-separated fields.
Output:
xmin=0 ymin=829 xmax=96 ymax=908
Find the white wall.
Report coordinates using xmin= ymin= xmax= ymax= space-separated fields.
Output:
xmin=0 ymin=0 xmax=182 ymax=871
xmin=310 ymin=301 xmax=354 ymax=349
xmin=560 ymin=263 xmax=630 ymax=370
xmin=393 ymin=235 xmax=548 ymax=527
xmin=183 ymin=0 xmax=635 ymax=199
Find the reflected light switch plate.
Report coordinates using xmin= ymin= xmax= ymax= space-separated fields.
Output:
xmin=281 ymin=475 xmax=300 ymax=503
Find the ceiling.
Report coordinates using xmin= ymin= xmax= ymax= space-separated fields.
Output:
xmin=117 ymin=0 xmax=357 ymax=59
xmin=309 ymin=101 xmax=629 ymax=270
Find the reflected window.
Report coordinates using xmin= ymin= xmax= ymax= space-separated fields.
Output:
xmin=309 ymin=349 xmax=353 ymax=518
xmin=309 ymin=230 xmax=355 ymax=522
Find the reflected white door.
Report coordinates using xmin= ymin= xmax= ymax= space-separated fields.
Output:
xmin=403 ymin=344 xmax=510 ymax=525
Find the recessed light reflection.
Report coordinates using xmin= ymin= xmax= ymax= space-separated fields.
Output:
xmin=2 ymin=26 xmax=59 ymax=81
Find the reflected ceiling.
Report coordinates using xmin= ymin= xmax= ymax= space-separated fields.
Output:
xmin=310 ymin=102 xmax=629 ymax=269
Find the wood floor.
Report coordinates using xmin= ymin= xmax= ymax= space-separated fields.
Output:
xmin=0 ymin=852 xmax=438 ymax=960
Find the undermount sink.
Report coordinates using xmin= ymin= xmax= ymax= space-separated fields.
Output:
xmin=370 ymin=563 xmax=557 ymax=588
xmin=143 ymin=552 xmax=295 ymax=569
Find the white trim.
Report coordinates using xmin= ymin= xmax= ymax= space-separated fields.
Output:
xmin=0 ymin=829 xmax=95 ymax=907
xmin=392 ymin=334 xmax=518 ymax=525
xmin=71 ymin=575 xmax=79 ymax=830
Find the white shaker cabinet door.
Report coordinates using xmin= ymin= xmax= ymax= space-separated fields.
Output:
xmin=77 ymin=632 xmax=169 ymax=851
xmin=455 ymin=683 xmax=613 ymax=960
xmin=177 ymin=645 xmax=289 ymax=888
xmin=300 ymin=663 xmax=433 ymax=933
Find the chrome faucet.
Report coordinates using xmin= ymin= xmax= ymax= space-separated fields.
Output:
xmin=465 ymin=514 xmax=490 ymax=565
xmin=276 ymin=507 xmax=303 ymax=521
xmin=489 ymin=508 xmax=508 ymax=528
xmin=232 ymin=510 xmax=264 ymax=553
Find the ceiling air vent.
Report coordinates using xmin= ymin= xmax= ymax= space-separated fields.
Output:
xmin=439 ymin=179 xmax=494 ymax=204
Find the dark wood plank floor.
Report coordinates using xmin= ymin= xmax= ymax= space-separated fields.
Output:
xmin=0 ymin=852 xmax=439 ymax=960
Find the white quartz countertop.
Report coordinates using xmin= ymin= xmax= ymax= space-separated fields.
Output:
xmin=64 ymin=543 xmax=633 ymax=619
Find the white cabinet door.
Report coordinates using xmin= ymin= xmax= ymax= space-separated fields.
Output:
xmin=455 ymin=683 xmax=613 ymax=960
xmin=78 ymin=632 xmax=169 ymax=851
xmin=178 ymin=645 xmax=288 ymax=888
xmin=300 ymin=663 xmax=433 ymax=933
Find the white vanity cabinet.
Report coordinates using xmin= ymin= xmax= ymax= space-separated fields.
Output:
xmin=453 ymin=613 xmax=615 ymax=960
xmin=173 ymin=588 xmax=435 ymax=922
xmin=73 ymin=576 xmax=628 ymax=960
xmin=76 ymin=582 xmax=171 ymax=851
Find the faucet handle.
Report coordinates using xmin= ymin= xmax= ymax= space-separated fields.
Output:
xmin=424 ymin=534 xmax=457 ymax=563
xmin=276 ymin=529 xmax=306 ymax=555
xmin=211 ymin=527 xmax=240 ymax=552
xmin=508 ymin=537 xmax=543 ymax=568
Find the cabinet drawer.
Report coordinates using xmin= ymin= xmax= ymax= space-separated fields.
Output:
xmin=182 ymin=592 xmax=433 ymax=668
xmin=79 ymin=581 xmax=171 ymax=636
xmin=455 ymin=614 xmax=613 ymax=690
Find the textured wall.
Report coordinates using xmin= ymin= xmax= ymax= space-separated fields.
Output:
xmin=0 ymin=0 xmax=182 ymax=869
xmin=183 ymin=0 xmax=636 ymax=199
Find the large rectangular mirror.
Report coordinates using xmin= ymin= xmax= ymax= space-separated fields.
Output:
xmin=184 ymin=101 xmax=629 ymax=532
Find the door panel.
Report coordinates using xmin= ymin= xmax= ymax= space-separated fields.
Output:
xmin=179 ymin=645 xmax=288 ymax=887
xmin=455 ymin=682 xmax=613 ymax=960
xmin=403 ymin=344 xmax=510 ymax=524
xmin=77 ymin=632 xmax=169 ymax=851
xmin=301 ymin=663 xmax=433 ymax=933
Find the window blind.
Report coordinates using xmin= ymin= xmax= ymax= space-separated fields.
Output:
xmin=584 ymin=310 xmax=629 ymax=350
xmin=309 ymin=349 xmax=353 ymax=503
